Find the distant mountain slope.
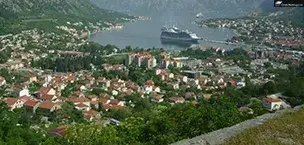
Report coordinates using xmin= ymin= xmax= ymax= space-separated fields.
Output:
xmin=0 ymin=0 xmax=132 ymax=34
xmin=0 ymin=0 xmax=129 ymax=22
xmin=257 ymin=0 xmax=304 ymax=27
xmin=90 ymin=0 xmax=265 ymax=18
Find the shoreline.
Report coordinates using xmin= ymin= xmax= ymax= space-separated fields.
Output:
xmin=86 ymin=16 xmax=152 ymax=41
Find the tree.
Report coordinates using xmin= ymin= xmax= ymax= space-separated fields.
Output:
xmin=261 ymin=81 xmax=277 ymax=95
xmin=50 ymin=102 xmax=85 ymax=123
xmin=117 ymin=117 xmax=145 ymax=145
xmin=249 ymin=100 xmax=268 ymax=116
xmin=64 ymin=124 xmax=120 ymax=145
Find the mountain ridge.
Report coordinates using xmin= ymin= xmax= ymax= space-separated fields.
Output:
xmin=0 ymin=0 xmax=132 ymax=34
xmin=90 ymin=0 xmax=266 ymax=18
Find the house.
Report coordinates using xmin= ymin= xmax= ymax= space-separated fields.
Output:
xmin=151 ymin=94 xmax=164 ymax=103
xmin=5 ymin=97 xmax=24 ymax=110
xmin=202 ymin=94 xmax=212 ymax=100
xmin=198 ymin=76 xmax=209 ymax=85
xmin=49 ymin=126 xmax=66 ymax=137
xmin=24 ymin=100 xmax=40 ymax=113
xmin=109 ymin=99 xmax=125 ymax=106
xmin=6 ymin=61 xmax=24 ymax=69
xmin=39 ymin=87 xmax=56 ymax=96
xmin=88 ymin=95 xmax=98 ymax=101
xmin=18 ymin=95 xmax=31 ymax=102
xmin=27 ymin=75 xmax=37 ymax=83
xmin=40 ymin=94 xmax=58 ymax=102
xmin=99 ymin=98 xmax=110 ymax=105
xmin=177 ymin=75 xmax=188 ymax=83
xmin=263 ymin=97 xmax=283 ymax=111
xmin=75 ymin=103 xmax=90 ymax=111
xmin=166 ymin=82 xmax=179 ymax=90
xmin=83 ymin=109 xmax=101 ymax=121
xmin=68 ymin=97 xmax=91 ymax=106
xmin=153 ymin=86 xmax=161 ymax=93
xmin=103 ymin=104 xmax=124 ymax=111
xmin=236 ymin=82 xmax=246 ymax=88
xmin=37 ymin=101 xmax=61 ymax=113
xmin=97 ymin=79 xmax=111 ymax=88
xmin=169 ymin=97 xmax=185 ymax=104
xmin=211 ymin=75 xmax=224 ymax=85
xmin=0 ymin=77 xmax=6 ymax=86
xmin=168 ymin=73 xmax=174 ymax=79
xmin=19 ymin=88 xmax=30 ymax=97
xmin=113 ymin=64 xmax=125 ymax=71
xmin=102 ymin=63 xmax=113 ymax=71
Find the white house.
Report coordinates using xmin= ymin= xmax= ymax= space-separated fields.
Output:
xmin=19 ymin=88 xmax=30 ymax=97
xmin=0 ymin=77 xmax=6 ymax=86
xmin=263 ymin=97 xmax=282 ymax=111
xmin=151 ymin=94 xmax=164 ymax=103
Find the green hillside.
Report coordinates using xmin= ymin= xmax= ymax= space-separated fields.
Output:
xmin=225 ymin=109 xmax=304 ymax=145
xmin=258 ymin=0 xmax=304 ymax=28
xmin=279 ymin=8 xmax=304 ymax=27
xmin=0 ymin=0 xmax=132 ymax=34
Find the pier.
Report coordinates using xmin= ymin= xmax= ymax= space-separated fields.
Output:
xmin=198 ymin=37 xmax=237 ymax=45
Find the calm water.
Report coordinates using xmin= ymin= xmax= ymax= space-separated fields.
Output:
xmin=90 ymin=11 xmax=236 ymax=50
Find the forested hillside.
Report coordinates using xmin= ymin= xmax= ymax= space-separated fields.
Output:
xmin=0 ymin=0 xmax=132 ymax=34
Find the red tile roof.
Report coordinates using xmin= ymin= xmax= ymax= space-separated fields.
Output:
xmin=68 ymin=97 xmax=90 ymax=103
xmin=99 ymin=98 xmax=109 ymax=104
xmin=84 ymin=109 xmax=98 ymax=115
xmin=6 ymin=97 xmax=17 ymax=106
xmin=264 ymin=97 xmax=282 ymax=103
xmin=76 ymin=103 xmax=88 ymax=108
xmin=39 ymin=87 xmax=52 ymax=95
xmin=49 ymin=126 xmax=66 ymax=137
xmin=24 ymin=100 xmax=38 ymax=107
xmin=38 ymin=101 xmax=57 ymax=110
xmin=110 ymin=99 xmax=120 ymax=105
xmin=40 ymin=94 xmax=54 ymax=101
xmin=145 ymin=80 xmax=154 ymax=86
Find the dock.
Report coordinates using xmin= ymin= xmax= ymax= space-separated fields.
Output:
xmin=198 ymin=37 xmax=237 ymax=45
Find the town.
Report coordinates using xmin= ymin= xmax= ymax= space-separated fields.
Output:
xmin=0 ymin=39 xmax=303 ymax=135
xmin=0 ymin=0 xmax=303 ymax=144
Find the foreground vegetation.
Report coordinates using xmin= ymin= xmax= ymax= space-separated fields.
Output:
xmin=225 ymin=109 xmax=304 ymax=145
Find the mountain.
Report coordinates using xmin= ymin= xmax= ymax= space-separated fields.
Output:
xmin=90 ymin=0 xmax=265 ymax=18
xmin=257 ymin=0 xmax=304 ymax=27
xmin=0 ymin=0 xmax=129 ymax=21
xmin=0 ymin=0 xmax=132 ymax=34
xmin=278 ymin=8 xmax=304 ymax=27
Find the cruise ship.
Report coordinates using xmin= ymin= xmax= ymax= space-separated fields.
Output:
xmin=160 ymin=26 xmax=201 ymax=43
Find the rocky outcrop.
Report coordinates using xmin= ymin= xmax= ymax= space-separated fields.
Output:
xmin=172 ymin=105 xmax=304 ymax=145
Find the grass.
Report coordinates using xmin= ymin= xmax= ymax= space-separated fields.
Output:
xmin=225 ymin=109 xmax=304 ymax=145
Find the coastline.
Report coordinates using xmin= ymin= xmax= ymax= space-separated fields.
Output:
xmin=86 ymin=16 xmax=152 ymax=42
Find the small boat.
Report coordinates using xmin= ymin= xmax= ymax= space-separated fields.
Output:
xmin=196 ymin=13 xmax=203 ymax=18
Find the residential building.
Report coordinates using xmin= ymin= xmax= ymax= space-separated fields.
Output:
xmin=263 ymin=97 xmax=282 ymax=111
xmin=0 ymin=77 xmax=6 ymax=86
xmin=37 ymin=101 xmax=61 ymax=113
xmin=5 ymin=97 xmax=24 ymax=110
xmin=125 ymin=52 xmax=157 ymax=68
